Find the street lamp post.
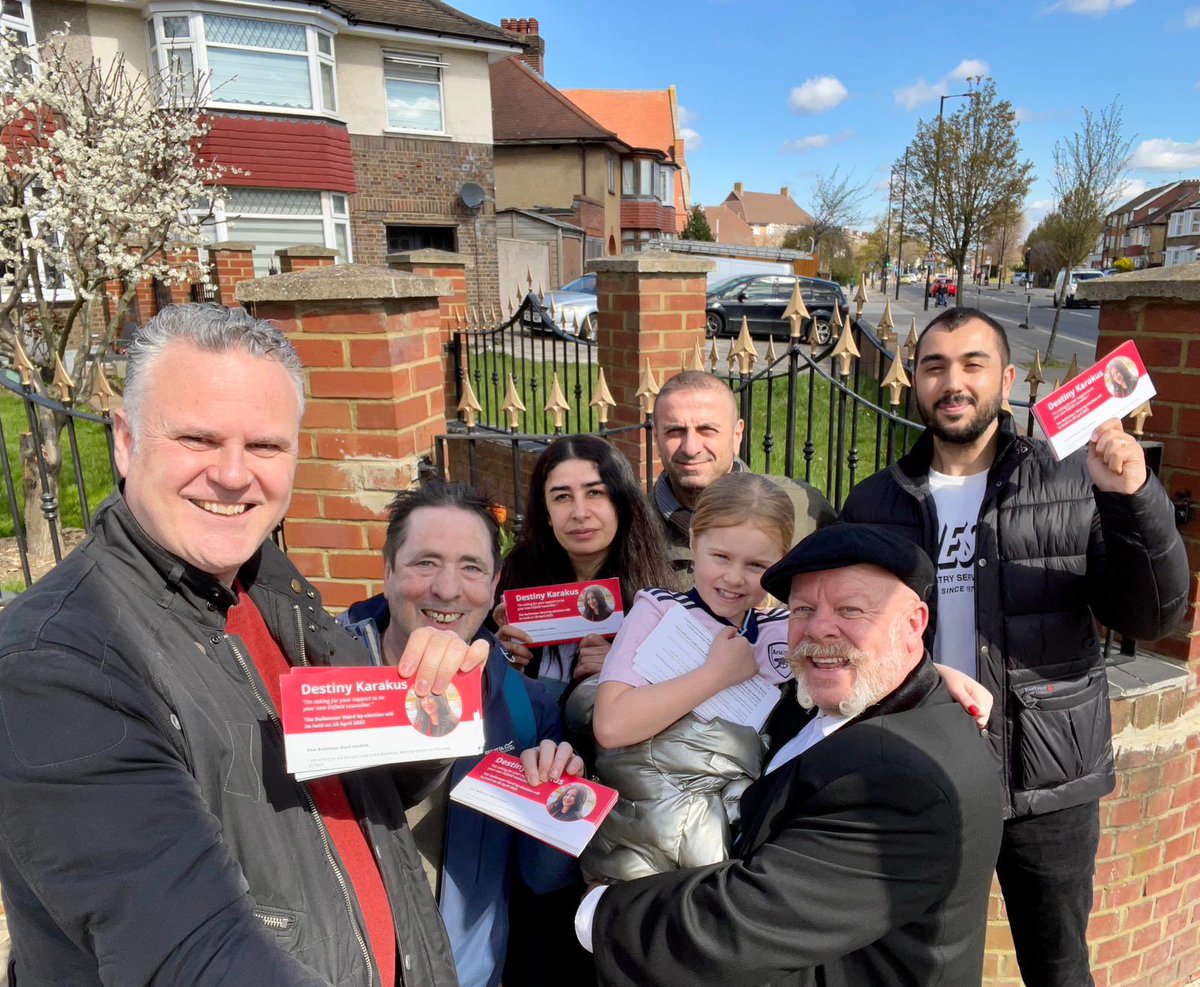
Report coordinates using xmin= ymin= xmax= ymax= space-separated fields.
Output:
xmin=895 ymin=148 xmax=908 ymax=301
xmin=882 ymin=168 xmax=894 ymax=295
xmin=923 ymin=90 xmax=977 ymax=311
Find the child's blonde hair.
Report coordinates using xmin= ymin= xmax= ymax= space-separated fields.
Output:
xmin=690 ymin=472 xmax=795 ymax=555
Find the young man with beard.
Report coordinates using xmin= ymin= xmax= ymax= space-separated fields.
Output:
xmin=575 ymin=524 xmax=1002 ymax=986
xmin=840 ymin=307 xmax=1189 ymax=986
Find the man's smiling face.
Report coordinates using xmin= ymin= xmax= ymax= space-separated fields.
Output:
xmin=382 ymin=505 xmax=499 ymax=654
xmin=113 ymin=341 xmax=300 ymax=585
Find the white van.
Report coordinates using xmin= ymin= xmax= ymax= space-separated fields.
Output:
xmin=1054 ymin=269 xmax=1106 ymax=308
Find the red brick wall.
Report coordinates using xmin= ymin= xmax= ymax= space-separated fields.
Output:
xmin=347 ymin=134 xmax=499 ymax=310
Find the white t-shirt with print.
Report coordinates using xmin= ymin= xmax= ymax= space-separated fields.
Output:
xmin=928 ymin=468 xmax=988 ymax=678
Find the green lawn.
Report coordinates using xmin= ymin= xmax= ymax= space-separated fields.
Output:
xmin=0 ymin=391 xmax=117 ymax=539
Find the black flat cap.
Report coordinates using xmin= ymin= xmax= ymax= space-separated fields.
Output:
xmin=761 ymin=524 xmax=935 ymax=603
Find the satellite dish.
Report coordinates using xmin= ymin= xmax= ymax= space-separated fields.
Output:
xmin=460 ymin=182 xmax=486 ymax=210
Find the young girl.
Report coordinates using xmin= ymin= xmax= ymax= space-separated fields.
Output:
xmin=584 ymin=472 xmax=987 ymax=883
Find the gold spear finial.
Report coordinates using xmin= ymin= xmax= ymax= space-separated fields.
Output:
xmin=730 ymin=316 xmax=758 ymax=375
xmin=53 ymin=352 xmax=74 ymax=404
xmin=708 ymin=336 xmax=720 ymax=372
xmin=829 ymin=317 xmax=861 ymax=377
xmin=1025 ymin=350 xmax=1045 ymax=387
xmin=456 ymin=375 xmax=482 ymax=428
xmin=684 ymin=341 xmax=706 ymax=373
xmin=877 ymin=298 xmax=895 ymax=345
xmin=829 ymin=303 xmax=844 ymax=341
xmin=501 ymin=375 xmax=526 ymax=431
xmin=544 ymin=373 xmax=570 ymax=431
xmin=881 ymin=349 xmax=912 ymax=406
xmin=12 ymin=334 xmax=35 ymax=386
xmin=93 ymin=364 xmax=115 ymax=415
xmin=904 ymin=316 xmax=919 ymax=363
xmin=783 ymin=281 xmax=810 ymax=340
xmin=854 ymin=277 xmax=869 ymax=320
xmin=1066 ymin=353 xmax=1079 ymax=381
xmin=636 ymin=360 xmax=661 ymax=416
xmin=765 ymin=335 xmax=779 ymax=364
xmin=526 ymin=267 xmax=534 ymax=291
xmin=1129 ymin=401 xmax=1152 ymax=437
xmin=590 ymin=368 xmax=616 ymax=426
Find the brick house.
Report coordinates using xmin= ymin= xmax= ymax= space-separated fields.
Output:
xmin=720 ymin=183 xmax=815 ymax=248
xmin=35 ymin=0 xmax=522 ymax=307
xmin=1101 ymin=180 xmax=1200 ymax=269
xmin=490 ymin=40 xmax=626 ymax=261
xmin=1163 ymin=194 xmax=1200 ymax=267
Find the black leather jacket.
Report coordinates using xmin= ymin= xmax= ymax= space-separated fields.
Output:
xmin=841 ymin=414 xmax=1189 ymax=818
xmin=0 ymin=493 xmax=457 ymax=986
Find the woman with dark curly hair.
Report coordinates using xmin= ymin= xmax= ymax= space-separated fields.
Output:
xmin=546 ymin=784 xmax=589 ymax=822
xmin=494 ymin=435 xmax=672 ymax=700
xmin=412 ymin=692 xmax=458 ymax=737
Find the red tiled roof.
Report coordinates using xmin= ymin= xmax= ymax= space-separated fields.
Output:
xmin=558 ymin=88 xmax=674 ymax=156
xmin=491 ymin=59 xmax=622 ymax=144
xmin=703 ymin=205 xmax=756 ymax=246
xmin=724 ymin=188 xmax=814 ymax=228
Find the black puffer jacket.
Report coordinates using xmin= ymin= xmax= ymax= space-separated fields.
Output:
xmin=0 ymin=492 xmax=458 ymax=986
xmin=841 ymin=414 xmax=1188 ymax=818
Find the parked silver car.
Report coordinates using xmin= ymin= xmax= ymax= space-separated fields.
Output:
xmin=523 ymin=274 xmax=597 ymax=337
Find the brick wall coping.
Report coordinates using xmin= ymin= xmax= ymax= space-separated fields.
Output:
xmin=276 ymin=244 xmax=339 ymax=258
xmin=235 ymin=263 xmax=450 ymax=304
xmin=1077 ymin=260 xmax=1200 ymax=301
xmin=587 ymin=255 xmax=716 ymax=275
xmin=1107 ymin=653 xmax=1189 ymax=700
xmin=386 ymin=249 xmax=473 ymax=268
xmin=206 ymin=241 xmax=256 ymax=253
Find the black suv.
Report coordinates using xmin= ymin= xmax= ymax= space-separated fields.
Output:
xmin=704 ymin=274 xmax=846 ymax=343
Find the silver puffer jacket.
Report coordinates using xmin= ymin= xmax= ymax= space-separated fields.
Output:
xmin=580 ymin=712 xmax=766 ymax=884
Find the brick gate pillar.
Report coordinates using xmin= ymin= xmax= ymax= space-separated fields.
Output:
xmin=588 ymin=255 xmax=714 ymax=480
xmin=387 ymin=249 xmax=472 ymax=419
xmin=207 ymin=243 xmax=256 ymax=305
xmin=276 ymin=244 xmax=338 ymax=274
xmin=236 ymin=263 xmax=451 ymax=609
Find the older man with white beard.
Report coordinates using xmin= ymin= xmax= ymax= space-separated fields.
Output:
xmin=576 ymin=525 xmax=1003 ymax=987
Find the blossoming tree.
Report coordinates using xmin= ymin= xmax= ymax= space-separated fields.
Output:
xmin=0 ymin=29 xmax=226 ymax=558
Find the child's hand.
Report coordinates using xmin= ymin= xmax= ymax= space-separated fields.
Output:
xmin=575 ymin=634 xmax=611 ymax=679
xmin=520 ymin=739 xmax=585 ymax=785
xmin=933 ymin=663 xmax=992 ymax=729
xmin=704 ymin=626 xmax=757 ymax=690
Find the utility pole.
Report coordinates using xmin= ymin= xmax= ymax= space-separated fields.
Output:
xmin=882 ymin=168 xmax=894 ymax=295
xmin=924 ymin=90 xmax=975 ymax=311
xmin=895 ymin=148 xmax=908 ymax=301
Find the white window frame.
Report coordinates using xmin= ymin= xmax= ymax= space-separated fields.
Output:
xmin=1 ymin=0 xmax=36 ymax=81
xmin=382 ymin=50 xmax=447 ymax=136
xmin=201 ymin=188 xmax=352 ymax=265
xmin=145 ymin=9 xmax=339 ymax=116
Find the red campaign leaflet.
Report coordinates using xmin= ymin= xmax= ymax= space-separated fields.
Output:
xmin=503 ymin=577 xmax=623 ymax=646
xmin=279 ymin=665 xmax=484 ymax=781
xmin=449 ymin=751 xmax=618 ymax=857
xmin=1032 ymin=339 xmax=1155 ymax=461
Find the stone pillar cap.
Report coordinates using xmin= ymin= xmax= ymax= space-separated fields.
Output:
xmin=235 ymin=263 xmax=450 ymax=303
xmin=387 ymin=249 xmax=473 ymax=268
xmin=1077 ymin=261 xmax=1200 ymax=302
xmin=275 ymin=244 xmax=339 ymax=258
xmin=587 ymin=255 xmax=715 ymax=274
xmin=207 ymin=241 xmax=256 ymax=253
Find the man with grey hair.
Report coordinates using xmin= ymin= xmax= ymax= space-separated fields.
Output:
xmin=651 ymin=370 xmax=834 ymax=585
xmin=577 ymin=524 xmax=1002 ymax=986
xmin=0 ymin=303 xmax=477 ymax=985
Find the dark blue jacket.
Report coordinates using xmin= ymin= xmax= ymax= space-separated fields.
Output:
xmin=339 ymin=596 xmax=577 ymax=987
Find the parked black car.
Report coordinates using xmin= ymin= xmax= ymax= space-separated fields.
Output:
xmin=704 ymin=274 xmax=846 ymax=343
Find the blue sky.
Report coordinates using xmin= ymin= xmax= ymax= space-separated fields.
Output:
xmin=465 ymin=0 xmax=1200 ymax=236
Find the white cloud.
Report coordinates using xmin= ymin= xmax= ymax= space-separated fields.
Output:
xmin=1130 ymin=137 xmax=1200 ymax=171
xmin=1014 ymin=106 xmax=1032 ymax=124
xmin=950 ymin=58 xmax=990 ymax=80
xmin=681 ymin=127 xmax=702 ymax=152
xmin=894 ymin=60 xmax=988 ymax=110
xmin=678 ymin=104 xmax=698 ymax=127
xmin=1116 ymin=177 xmax=1150 ymax=201
xmin=1187 ymin=7 xmax=1200 ymax=27
xmin=1044 ymin=0 xmax=1134 ymax=14
xmin=784 ymin=134 xmax=831 ymax=152
xmin=788 ymin=76 xmax=848 ymax=114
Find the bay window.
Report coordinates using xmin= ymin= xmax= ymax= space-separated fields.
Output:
xmin=146 ymin=11 xmax=338 ymax=114
xmin=205 ymin=188 xmax=352 ymax=276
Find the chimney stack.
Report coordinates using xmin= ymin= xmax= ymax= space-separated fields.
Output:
xmin=500 ymin=16 xmax=545 ymax=76
xmin=780 ymin=186 xmax=790 ymax=199
xmin=733 ymin=182 xmax=744 ymax=196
